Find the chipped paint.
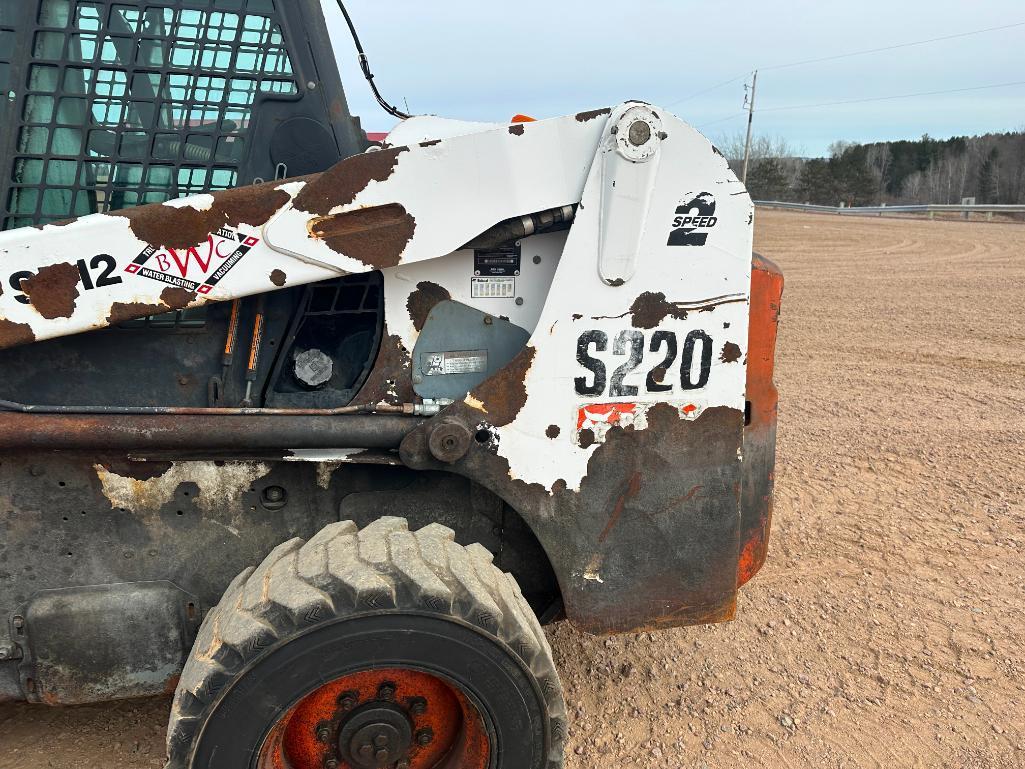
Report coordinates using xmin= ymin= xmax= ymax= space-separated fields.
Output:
xmin=575 ymin=107 xmax=612 ymax=122
xmin=270 ymin=269 xmax=287 ymax=287
xmin=293 ymin=146 xmax=408 ymax=216
xmin=307 ymin=203 xmax=416 ymax=268
xmin=112 ymin=179 xmax=290 ymax=249
xmin=468 ymin=345 xmax=535 ymax=427
xmin=720 ymin=341 xmax=742 ymax=363
xmin=21 ymin=262 xmax=81 ymax=319
xmin=405 ymin=280 xmax=451 ymax=332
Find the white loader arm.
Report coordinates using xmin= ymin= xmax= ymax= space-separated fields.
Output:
xmin=0 ymin=102 xmax=749 ymax=356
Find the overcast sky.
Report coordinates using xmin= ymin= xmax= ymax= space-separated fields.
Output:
xmin=320 ymin=1 xmax=1024 ymax=157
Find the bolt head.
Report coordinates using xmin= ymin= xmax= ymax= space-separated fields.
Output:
xmin=324 ymin=760 xmax=339 ymax=769
xmin=374 ymin=748 xmax=389 ymax=762
xmin=316 ymin=726 xmax=331 ymax=742
xmin=397 ymin=761 xmax=410 ymax=769
xmin=416 ymin=728 xmax=433 ymax=746
xmin=378 ymin=682 xmax=396 ymax=700
xmin=338 ymin=692 xmax=358 ymax=710
xmin=628 ymin=120 xmax=652 ymax=146
xmin=410 ymin=697 xmax=427 ymax=715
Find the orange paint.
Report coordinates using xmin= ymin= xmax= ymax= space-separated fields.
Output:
xmin=257 ymin=667 xmax=489 ymax=769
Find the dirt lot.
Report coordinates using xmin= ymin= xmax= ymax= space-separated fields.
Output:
xmin=1 ymin=209 xmax=1023 ymax=768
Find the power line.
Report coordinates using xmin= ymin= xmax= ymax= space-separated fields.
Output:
xmin=667 ymin=20 xmax=1024 ymax=110
xmin=667 ymin=72 xmax=750 ymax=107
xmin=758 ymin=80 xmax=1025 ymax=113
xmin=761 ymin=20 xmax=1025 ymax=72
xmin=697 ymin=112 xmax=747 ymax=129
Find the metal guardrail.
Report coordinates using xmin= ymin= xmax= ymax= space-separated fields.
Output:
xmin=755 ymin=201 xmax=1025 ymax=216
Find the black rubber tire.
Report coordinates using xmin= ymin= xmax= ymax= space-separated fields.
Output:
xmin=165 ymin=516 xmax=566 ymax=769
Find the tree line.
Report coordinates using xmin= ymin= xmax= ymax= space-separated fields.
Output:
xmin=718 ymin=130 xmax=1025 ymax=207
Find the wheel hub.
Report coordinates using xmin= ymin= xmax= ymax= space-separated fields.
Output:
xmin=339 ymin=703 xmax=413 ymax=768
xmin=257 ymin=667 xmax=488 ymax=769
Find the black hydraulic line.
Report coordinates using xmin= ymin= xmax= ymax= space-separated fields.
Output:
xmin=335 ymin=1 xmax=412 ymax=120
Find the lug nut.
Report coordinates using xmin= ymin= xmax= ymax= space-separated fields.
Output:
xmin=338 ymin=690 xmax=358 ymax=710
xmin=316 ymin=725 xmax=331 ymax=742
xmin=324 ymin=760 xmax=339 ymax=769
xmin=410 ymin=697 xmax=427 ymax=715
xmin=416 ymin=728 xmax=434 ymax=746
xmin=397 ymin=761 xmax=410 ymax=769
xmin=377 ymin=682 xmax=396 ymax=701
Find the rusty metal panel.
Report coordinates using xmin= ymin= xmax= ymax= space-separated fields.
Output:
xmin=19 ymin=581 xmax=199 ymax=705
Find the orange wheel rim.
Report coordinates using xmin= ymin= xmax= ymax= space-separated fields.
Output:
xmin=257 ymin=668 xmax=490 ymax=769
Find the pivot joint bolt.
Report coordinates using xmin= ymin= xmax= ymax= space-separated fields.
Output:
xmin=628 ymin=119 xmax=651 ymax=146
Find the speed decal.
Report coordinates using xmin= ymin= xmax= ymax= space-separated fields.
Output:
xmin=124 ymin=227 xmax=259 ymax=295
xmin=574 ymin=329 xmax=713 ymax=397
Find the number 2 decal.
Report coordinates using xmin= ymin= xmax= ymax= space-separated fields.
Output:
xmin=7 ymin=254 xmax=121 ymax=305
xmin=575 ymin=329 xmax=713 ymax=397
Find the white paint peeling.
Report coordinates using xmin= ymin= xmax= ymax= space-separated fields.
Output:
xmin=164 ymin=194 xmax=215 ymax=211
xmin=94 ymin=461 xmax=270 ymax=514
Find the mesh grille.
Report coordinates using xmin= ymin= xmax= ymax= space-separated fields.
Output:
xmin=3 ymin=0 xmax=299 ymax=230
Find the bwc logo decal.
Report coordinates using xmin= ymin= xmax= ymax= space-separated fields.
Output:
xmin=667 ymin=192 xmax=718 ymax=246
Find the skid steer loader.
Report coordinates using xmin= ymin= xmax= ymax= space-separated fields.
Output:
xmin=0 ymin=1 xmax=784 ymax=767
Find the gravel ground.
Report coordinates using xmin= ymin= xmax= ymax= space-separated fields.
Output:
xmin=2 ymin=209 xmax=1023 ymax=768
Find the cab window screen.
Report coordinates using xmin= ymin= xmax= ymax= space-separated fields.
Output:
xmin=4 ymin=0 xmax=299 ymax=230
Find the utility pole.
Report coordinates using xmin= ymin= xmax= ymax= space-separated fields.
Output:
xmin=741 ymin=70 xmax=758 ymax=184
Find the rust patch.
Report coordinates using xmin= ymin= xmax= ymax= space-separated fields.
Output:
xmin=629 ymin=292 xmax=689 ymax=329
xmin=406 ymin=281 xmax=451 ymax=333
xmin=308 ymin=203 xmax=415 ymax=269
xmin=270 ymin=269 xmax=287 ymax=287
xmin=720 ymin=341 xmax=742 ymax=363
xmin=598 ymin=292 xmax=748 ymax=329
xmin=578 ymin=428 xmax=596 ymax=449
xmin=0 ymin=319 xmax=35 ymax=349
xmin=469 ymin=345 xmax=535 ymax=427
xmin=598 ymin=471 xmax=642 ymax=543
xmin=352 ymin=325 xmax=414 ymax=405
xmin=21 ymin=262 xmax=80 ymax=320
xmin=575 ymin=107 xmax=612 ymax=122
xmin=113 ymin=178 xmax=292 ymax=249
xmin=160 ymin=287 xmax=196 ymax=311
xmin=545 ymin=424 xmax=561 ymax=440
xmin=508 ymin=124 xmax=525 ymax=136
xmin=419 ymin=139 xmax=441 ymax=148
xmin=107 ymin=301 xmax=167 ymax=325
xmin=402 ymin=401 xmax=746 ymax=634
xmin=294 ymin=146 xmax=408 ymax=217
